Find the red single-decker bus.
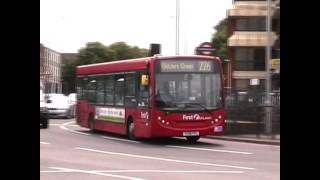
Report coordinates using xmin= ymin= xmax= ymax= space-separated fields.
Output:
xmin=76 ymin=55 xmax=225 ymax=143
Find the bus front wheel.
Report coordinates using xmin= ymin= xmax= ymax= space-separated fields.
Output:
xmin=127 ymin=120 xmax=136 ymax=140
xmin=186 ymin=136 xmax=200 ymax=144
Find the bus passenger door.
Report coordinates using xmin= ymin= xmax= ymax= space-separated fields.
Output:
xmin=135 ymin=72 xmax=151 ymax=137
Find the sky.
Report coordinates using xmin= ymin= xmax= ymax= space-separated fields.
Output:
xmin=40 ymin=0 xmax=232 ymax=56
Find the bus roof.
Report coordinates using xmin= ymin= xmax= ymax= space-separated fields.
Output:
xmin=76 ymin=55 xmax=220 ymax=76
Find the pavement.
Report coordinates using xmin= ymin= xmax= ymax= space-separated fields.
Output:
xmin=207 ymin=134 xmax=280 ymax=146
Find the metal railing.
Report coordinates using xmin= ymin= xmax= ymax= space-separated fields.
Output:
xmin=224 ymin=90 xmax=280 ymax=136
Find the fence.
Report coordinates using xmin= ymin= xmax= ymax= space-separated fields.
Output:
xmin=224 ymin=90 xmax=280 ymax=136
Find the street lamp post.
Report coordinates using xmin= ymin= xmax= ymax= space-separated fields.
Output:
xmin=265 ymin=0 xmax=273 ymax=138
xmin=176 ymin=0 xmax=180 ymax=55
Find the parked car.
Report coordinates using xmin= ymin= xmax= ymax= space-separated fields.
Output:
xmin=46 ymin=94 xmax=74 ymax=119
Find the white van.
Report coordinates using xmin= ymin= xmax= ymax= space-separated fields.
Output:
xmin=46 ymin=94 xmax=74 ymax=119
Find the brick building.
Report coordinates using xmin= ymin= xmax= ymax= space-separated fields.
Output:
xmin=40 ymin=43 xmax=62 ymax=93
xmin=226 ymin=0 xmax=280 ymax=92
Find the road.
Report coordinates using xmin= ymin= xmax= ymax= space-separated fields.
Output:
xmin=40 ymin=119 xmax=280 ymax=180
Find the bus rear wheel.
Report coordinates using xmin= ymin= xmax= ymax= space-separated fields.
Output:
xmin=186 ymin=136 xmax=200 ymax=144
xmin=88 ymin=115 xmax=95 ymax=132
xmin=127 ymin=120 xmax=136 ymax=140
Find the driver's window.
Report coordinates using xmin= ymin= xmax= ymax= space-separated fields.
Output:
xmin=138 ymin=72 xmax=150 ymax=108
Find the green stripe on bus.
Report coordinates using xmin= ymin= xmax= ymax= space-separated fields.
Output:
xmin=97 ymin=116 xmax=125 ymax=123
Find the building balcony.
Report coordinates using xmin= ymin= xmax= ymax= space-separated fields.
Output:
xmin=233 ymin=70 xmax=268 ymax=79
xmin=227 ymin=1 xmax=278 ymax=17
xmin=228 ymin=31 xmax=277 ymax=47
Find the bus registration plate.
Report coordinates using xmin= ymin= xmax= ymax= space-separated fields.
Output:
xmin=214 ymin=126 xmax=223 ymax=132
xmin=183 ymin=131 xmax=199 ymax=136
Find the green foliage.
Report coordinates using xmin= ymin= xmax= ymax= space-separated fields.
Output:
xmin=78 ymin=42 xmax=116 ymax=65
xmin=212 ymin=18 xmax=227 ymax=60
xmin=62 ymin=42 xmax=149 ymax=94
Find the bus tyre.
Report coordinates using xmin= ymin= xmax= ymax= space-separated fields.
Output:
xmin=41 ymin=116 xmax=48 ymax=129
xmin=89 ymin=115 xmax=95 ymax=132
xmin=43 ymin=121 xmax=48 ymax=129
xmin=127 ymin=120 xmax=136 ymax=140
xmin=42 ymin=120 xmax=48 ymax=129
xmin=186 ymin=136 xmax=200 ymax=144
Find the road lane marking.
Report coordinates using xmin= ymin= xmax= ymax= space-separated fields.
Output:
xmin=41 ymin=170 xmax=69 ymax=173
xmin=60 ymin=121 xmax=91 ymax=136
xmin=41 ymin=169 xmax=243 ymax=174
xmin=94 ymin=170 xmax=243 ymax=173
xmin=203 ymin=137 xmax=280 ymax=147
xmin=40 ymin=141 xmax=50 ymax=145
xmin=51 ymin=124 xmax=79 ymax=127
xmin=49 ymin=167 xmax=146 ymax=180
xmin=75 ymin=147 xmax=255 ymax=170
xmin=101 ymin=136 xmax=141 ymax=144
xmin=166 ymin=145 xmax=253 ymax=155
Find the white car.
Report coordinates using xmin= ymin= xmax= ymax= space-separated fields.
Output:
xmin=46 ymin=94 xmax=74 ymax=119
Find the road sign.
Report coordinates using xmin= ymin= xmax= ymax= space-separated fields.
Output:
xmin=250 ymin=78 xmax=260 ymax=86
xmin=271 ymin=59 xmax=280 ymax=70
xmin=195 ymin=42 xmax=216 ymax=56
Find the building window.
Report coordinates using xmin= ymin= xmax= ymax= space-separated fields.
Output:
xmin=235 ymin=48 xmax=265 ymax=71
xmin=236 ymin=17 xmax=266 ymax=31
xmin=234 ymin=79 xmax=249 ymax=91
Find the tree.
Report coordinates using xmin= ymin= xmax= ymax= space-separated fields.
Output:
xmin=62 ymin=60 xmax=77 ymax=94
xmin=211 ymin=18 xmax=227 ymax=60
xmin=61 ymin=41 xmax=149 ymax=94
xmin=78 ymin=42 xmax=116 ymax=65
xmin=109 ymin=42 xmax=148 ymax=60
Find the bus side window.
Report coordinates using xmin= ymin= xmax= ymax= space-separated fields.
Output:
xmin=115 ymin=74 xmax=125 ymax=106
xmin=87 ymin=77 xmax=97 ymax=104
xmin=82 ymin=77 xmax=89 ymax=100
xmin=76 ymin=77 xmax=82 ymax=100
xmin=105 ymin=75 xmax=114 ymax=106
xmin=96 ymin=77 xmax=105 ymax=105
xmin=125 ymin=73 xmax=137 ymax=107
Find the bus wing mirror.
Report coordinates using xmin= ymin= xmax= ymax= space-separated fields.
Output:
xmin=141 ymin=74 xmax=149 ymax=86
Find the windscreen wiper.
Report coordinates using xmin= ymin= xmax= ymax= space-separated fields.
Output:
xmin=184 ymin=102 xmax=213 ymax=115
